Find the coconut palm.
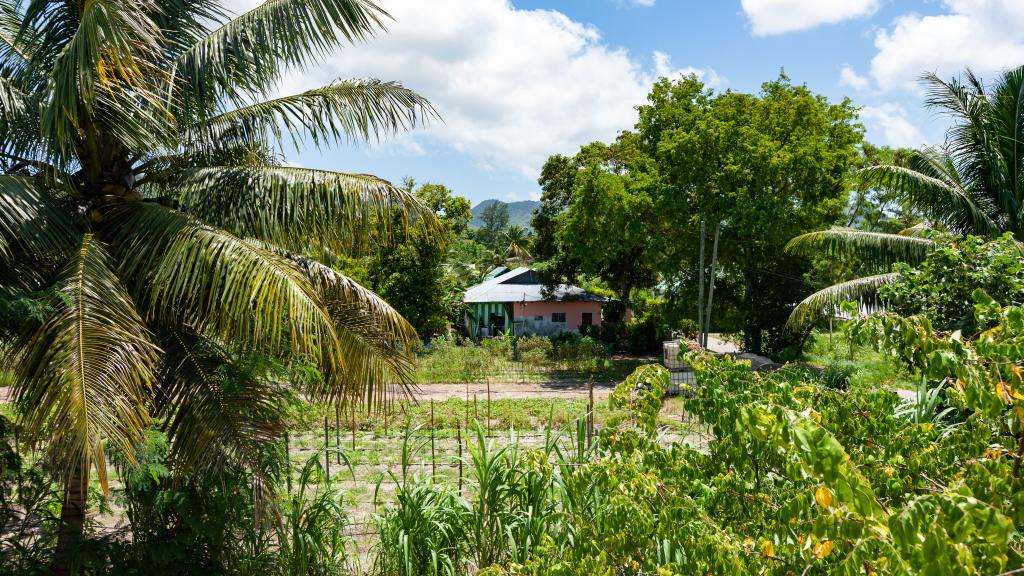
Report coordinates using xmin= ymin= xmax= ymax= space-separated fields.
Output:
xmin=0 ymin=0 xmax=438 ymax=569
xmin=787 ymin=66 xmax=1024 ymax=325
xmin=502 ymin=223 xmax=532 ymax=264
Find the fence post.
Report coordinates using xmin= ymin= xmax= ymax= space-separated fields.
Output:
xmin=351 ymin=401 xmax=357 ymax=451
xmin=323 ymin=415 xmax=330 ymax=485
xmin=473 ymin=394 xmax=478 ymax=421
xmin=384 ymin=387 xmax=390 ymax=437
xmin=457 ymin=425 xmax=463 ymax=495
xmin=335 ymin=402 xmax=341 ymax=465
xmin=587 ymin=378 xmax=594 ymax=449
xmin=284 ymin=430 xmax=292 ymax=495
xmin=430 ymin=399 xmax=436 ymax=481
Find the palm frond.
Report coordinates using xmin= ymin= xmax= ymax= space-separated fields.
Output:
xmin=38 ymin=0 xmax=168 ymax=156
xmin=0 ymin=72 xmax=27 ymax=120
xmin=787 ymin=273 xmax=900 ymax=328
xmin=174 ymin=0 xmax=388 ymax=110
xmin=785 ymin=228 xmax=934 ymax=267
xmin=108 ymin=202 xmax=343 ymax=382
xmin=12 ymin=234 xmax=159 ymax=491
xmin=0 ymin=2 xmax=37 ymax=84
xmin=153 ymin=165 xmax=441 ymax=254
xmin=289 ymin=253 xmax=416 ymax=405
xmin=858 ymin=153 xmax=1001 ymax=236
xmin=0 ymin=175 xmax=77 ymax=264
xmin=189 ymin=79 xmax=436 ymax=150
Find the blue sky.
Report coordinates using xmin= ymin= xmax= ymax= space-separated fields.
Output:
xmin=228 ymin=0 xmax=1024 ymax=205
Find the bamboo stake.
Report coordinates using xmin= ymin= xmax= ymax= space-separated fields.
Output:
xmin=323 ymin=415 xmax=330 ymax=485
xmin=284 ymin=430 xmax=292 ymax=495
xmin=587 ymin=378 xmax=594 ymax=448
xmin=351 ymin=401 xmax=357 ymax=451
xmin=335 ymin=402 xmax=341 ymax=465
xmin=430 ymin=400 xmax=436 ymax=480
xmin=457 ymin=425 xmax=463 ymax=495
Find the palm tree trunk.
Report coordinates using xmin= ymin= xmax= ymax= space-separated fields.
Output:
xmin=52 ymin=471 xmax=86 ymax=576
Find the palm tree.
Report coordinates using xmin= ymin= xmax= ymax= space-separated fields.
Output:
xmin=0 ymin=0 xmax=438 ymax=570
xmin=787 ymin=66 xmax=1024 ymax=325
xmin=502 ymin=223 xmax=532 ymax=264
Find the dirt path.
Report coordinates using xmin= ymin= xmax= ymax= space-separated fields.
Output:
xmin=0 ymin=382 xmax=615 ymax=406
xmin=408 ymin=381 xmax=616 ymax=401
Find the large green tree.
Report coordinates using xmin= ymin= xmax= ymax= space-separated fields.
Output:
xmin=642 ymin=74 xmax=863 ymax=354
xmin=533 ymin=138 xmax=659 ymax=310
xmin=787 ymin=67 xmax=1024 ymax=325
xmin=369 ymin=180 xmax=470 ymax=338
xmin=0 ymin=0 xmax=438 ymax=570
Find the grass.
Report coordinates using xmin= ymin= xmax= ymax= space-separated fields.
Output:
xmin=411 ymin=336 xmax=649 ymax=384
xmin=802 ymin=327 xmax=918 ymax=391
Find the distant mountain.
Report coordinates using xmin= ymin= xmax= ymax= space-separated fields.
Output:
xmin=470 ymin=199 xmax=540 ymax=229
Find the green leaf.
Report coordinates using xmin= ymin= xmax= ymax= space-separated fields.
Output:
xmin=11 ymin=234 xmax=160 ymax=492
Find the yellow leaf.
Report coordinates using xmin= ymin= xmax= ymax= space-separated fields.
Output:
xmin=814 ymin=539 xmax=834 ymax=559
xmin=761 ymin=540 xmax=775 ymax=558
xmin=814 ymin=485 xmax=833 ymax=510
xmin=884 ymin=466 xmax=894 ymax=477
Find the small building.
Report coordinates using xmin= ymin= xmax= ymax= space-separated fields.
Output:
xmin=464 ymin=267 xmax=606 ymax=338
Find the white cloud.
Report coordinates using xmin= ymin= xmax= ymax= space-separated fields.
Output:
xmin=740 ymin=0 xmax=879 ymax=36
xmin=859 ymin=103 xmax=925 ymax=148
xmin=630 ymin=0 xmax=656 ymax=6
xmin=838 ymin=65 xmax=870 ymax=91
xmin=228 ymin=0 xmax=717 ymax=178
xmin=653 ymin=51 xmax=725 ymax=86
xmin=871 ymin=0 xmax=1024 ymax=91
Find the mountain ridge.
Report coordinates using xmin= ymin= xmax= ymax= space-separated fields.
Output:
xmin=470 ymin=199 xmax=540 ymax=229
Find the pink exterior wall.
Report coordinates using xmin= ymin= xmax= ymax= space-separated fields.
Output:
xmin=511 ymin=300 xmax=603 ymax=332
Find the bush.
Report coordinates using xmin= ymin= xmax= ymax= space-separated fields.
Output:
xmin=516 ymin=335 xmax=553 ymax=358
xmin=676 ymin=318 xmax=698 ymax=339
xmin=880 ymin=233 xmax=1024 ymax=334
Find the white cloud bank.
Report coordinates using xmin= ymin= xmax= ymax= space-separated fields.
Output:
xmin=225 ymin=0 xmax=717 ymax=177
xmin=871 ymin=0 xmax=1024 ymax=91
xmin=740 ymin=0 xmax=879 ymax=36
xmin=859 ymin=103 xmax=925 ymax=148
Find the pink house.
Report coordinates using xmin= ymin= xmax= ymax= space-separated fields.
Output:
xmin=464 ymin=267 xmax=606 ymax=337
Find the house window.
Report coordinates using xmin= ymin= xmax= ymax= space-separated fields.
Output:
xmin=551 ymin=312 xmax=566 ymax=323
xmin=582 ymin=312 xmax=593 ymax=326
xmin=534 ymin=315 xmax=543 ymax=321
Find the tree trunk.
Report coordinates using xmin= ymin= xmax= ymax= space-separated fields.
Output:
xmin=52 ymin=471 xmax=86 ymax=576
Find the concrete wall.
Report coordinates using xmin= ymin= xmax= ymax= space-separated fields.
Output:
xmin=510 ymin=300 xmax=603 ymax=335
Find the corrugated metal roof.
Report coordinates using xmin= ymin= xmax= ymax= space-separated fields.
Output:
xmin=464 ymin=267 xmax=606 ymax=303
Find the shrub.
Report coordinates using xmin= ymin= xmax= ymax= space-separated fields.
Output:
xmin=880 ymin=233 xmax=1024 ymax=334
xmin=516 ymin=335 xmax=553 ymax=358
xmin=676 ymin=318 xmax=698 ymax=339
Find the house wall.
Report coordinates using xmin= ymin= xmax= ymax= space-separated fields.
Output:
xmin=466 ymin=302 xmax=512 ymax=338
xmin=511 ymin=301 xmax=603 ymax=336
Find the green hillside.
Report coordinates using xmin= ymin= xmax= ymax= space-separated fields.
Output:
xmin=470 ymin=199 xmax=540 ymax=229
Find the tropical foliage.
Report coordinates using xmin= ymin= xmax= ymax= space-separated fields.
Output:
xmin=878 ymin=233 xmax=1024 ymax=334
xmin=0 ymin=0 xmax=438 ymax=565
xmin=789 ymin=66 xmax=1024 ymax=325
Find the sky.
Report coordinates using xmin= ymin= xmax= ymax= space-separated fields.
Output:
xmin=227 ymin=0 xmax=1024 ymax=204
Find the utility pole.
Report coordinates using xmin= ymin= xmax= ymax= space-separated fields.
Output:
xmin=703 ymin=222 xmax=721 ymax=348
xmin=697 ymin=221 xmax=706 ymax=345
